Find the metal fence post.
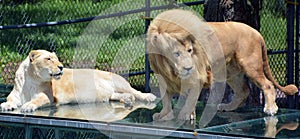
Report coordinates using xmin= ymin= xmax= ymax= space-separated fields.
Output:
xmin=286 ymin=0 xmax=296 ymax=108
xmin=295 ymin=0 xmax=300 ymax=108
xmin=25 ymin=124 xmax=31 ymax=139
xmin=144 ymin=0 xmax=151 ymax=93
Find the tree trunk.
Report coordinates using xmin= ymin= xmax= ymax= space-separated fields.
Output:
xmin=204 ymin=0 xmax=261 ymax=30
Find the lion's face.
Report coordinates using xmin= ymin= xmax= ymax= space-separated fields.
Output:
xmin=150 ymin=33 xmax=195 ymax=79
xmin=29 ymin=50 xmax=64 ymax=81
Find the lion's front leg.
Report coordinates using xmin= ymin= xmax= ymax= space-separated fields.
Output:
xmin=20 ymin=93 xmax=51 ymax=112
xmin=153 ymin=75 xmax=174 ymax=121
xmin=153 ymin=91 xmax=174 ymax=121
xmin=1 ymin=90 xmax=22 ymax=111
xmin=177 ymin=85 xmax=202 ymax=120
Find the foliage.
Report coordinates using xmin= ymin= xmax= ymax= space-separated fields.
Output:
xmin=0 ymin=0 xmax=289 ymax=87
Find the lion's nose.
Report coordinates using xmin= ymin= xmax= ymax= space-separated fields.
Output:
xmin=58 ymin=65 xmax=63 ymax=71
xmin=183 ymin=67 xmax=193 ymax=71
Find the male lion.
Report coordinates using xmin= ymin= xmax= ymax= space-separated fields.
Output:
xmin=1 ymin=50 xmax=156 ymax=112
xmin=147 ymin=9 xmax=298 ymax=120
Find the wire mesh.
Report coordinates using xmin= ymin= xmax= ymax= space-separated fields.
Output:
xmin=0 ymin=1 xmax=299 ymax=138
xmin=0 ymin=122 xmax=25 ymax=138
xmin=29 ymin=125 xmax=105 ymax=139
xmin=0 ymin=0 xmax=297 ymax=106
xmin=261 ymin=0 xmax=291 ymax=106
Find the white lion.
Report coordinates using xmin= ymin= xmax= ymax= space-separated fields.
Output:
xmin=1 ymin=50 xmax=156 ymax=112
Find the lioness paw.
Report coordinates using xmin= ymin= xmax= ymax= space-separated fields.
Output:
xmin=20 ymin=103 xmax=38 ymax=112
xmin=1 ymin=102 xmax=18 ymax=111
xmin=119 ymin=93 xmax=136 ymax=107
xmin=143 ymin=93 xmax=157 ymax=102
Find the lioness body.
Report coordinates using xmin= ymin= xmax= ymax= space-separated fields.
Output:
xmin=53 ymin=68 xmax=154 ymax=104
xmin=147 ymin=9 xmax=298 ymax=121
xmin=1 ymin=50 xmax=156 ymax=112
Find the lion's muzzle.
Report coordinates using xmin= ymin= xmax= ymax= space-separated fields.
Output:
xmin=179 ymin=66 xmax=194 ymax=79
xmin=50 ymin=65 xmax=64 ymax=79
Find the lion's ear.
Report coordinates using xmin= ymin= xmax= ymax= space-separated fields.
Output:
xmin=188 ymin=40 xmax=193 ymax=46
xmin=187 ymin=34 xmax=196 ymax=43
xmin=29 ymin=50 xmax=41 ymax=62
xmin=51 ymin=52 xmax=57 ymax=56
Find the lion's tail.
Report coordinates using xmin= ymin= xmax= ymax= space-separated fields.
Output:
xmin=261 ymin=38 xmax=298 ymax=95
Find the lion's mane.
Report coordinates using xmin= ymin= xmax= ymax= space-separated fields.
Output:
xmin=147 ymin=9 xmax=213 ymax=94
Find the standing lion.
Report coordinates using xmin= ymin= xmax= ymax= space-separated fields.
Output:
xmin=147 ymin=9 xmax=298 ymax=121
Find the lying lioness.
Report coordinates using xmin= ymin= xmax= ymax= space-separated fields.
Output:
xmin=0 ymin=50 xmax=156 ymax=112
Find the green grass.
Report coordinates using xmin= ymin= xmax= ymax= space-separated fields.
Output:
xmin=0 ymin=0 xmax=147 ymax=84
xmin=0 ymin=0 xmax=291 ymax=87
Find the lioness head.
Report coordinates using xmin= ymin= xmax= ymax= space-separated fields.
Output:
xmin=29 ymin=50 xmax=64 ymax=81
xmin=149 ymin=32 xmax=196 ymax=79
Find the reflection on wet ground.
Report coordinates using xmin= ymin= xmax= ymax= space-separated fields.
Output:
xmin=199 ymin=108 xmax=300 ymax=138
xmin=0 ymin=100 xmax=300 ymax=138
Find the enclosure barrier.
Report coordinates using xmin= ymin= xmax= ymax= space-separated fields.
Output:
xmin=1 ymin=0 xmax=299 ymax=108
xmin=1 ymin=0 xmax=300 ymax=138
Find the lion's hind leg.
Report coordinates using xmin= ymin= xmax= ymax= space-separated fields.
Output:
xmin=130 ymin=89 xmax=156 ymax=102
xmin=256 ymin=78 xmax=277 ymax=115
xmin=112 ymin=74 xmax=156 ymax=102
xmin=218 ymin=73 xmax=250 ymax=112
xmin=110 ymin=92 xmax=135 ymax=106
xmin=238 ymin=56 xmax=278 ymax=115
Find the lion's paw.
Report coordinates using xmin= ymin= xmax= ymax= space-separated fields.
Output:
xmin=143 ymin=93 xmax=157 ymax=102
xmin=178 ymin=111 xmax=195 ymax=121
xmin=190 ymin=111 xmax=196 ymax=120
xmin=217 ymin=103 xmax=236 ymax=112
xmin=264 ymin=104 xmax=278 ymax=116
xmin=153 ymin=111 xmax=174 ymax=121
xmin=120 ymin=93 xmax=135 ymax=105
xmin=153 ymin=113 xmax=161 ymax=121
xmin=20 ymin=102 xmax=38 ymax=112
xmin=1 ymin=102 xmax=18 ymax=111
xmin=217 ymin=103 xmax=226 ymax=111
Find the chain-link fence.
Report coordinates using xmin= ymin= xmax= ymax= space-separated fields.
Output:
xmin=201 ymin=0 xmax=299 ymax=108
xmin=0 ymin=121 xmax=106 ymax=139
xmin=260 ymin=0 xmax=299 ymax=108
xmin=0 ymin=0 xmax=298 ymax=107
xmin=0 ymin=0 xmax=204 ymax=89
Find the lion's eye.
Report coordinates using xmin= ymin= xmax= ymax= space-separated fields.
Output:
xmin=174 ymin=52 xmax=180 ymax=57
xmin=187 ymin=49 xmax=193 ymax=53
xmin=46 ymin=58 xmax=51 ymax=61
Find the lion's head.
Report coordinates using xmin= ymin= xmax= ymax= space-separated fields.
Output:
xmin=149 ymin=32 xmax=196 ymax=79
xmin=29 ymin=50 xmax=64 ymax=81
xmin=147 ymin=9 xmax=212 ymax=88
